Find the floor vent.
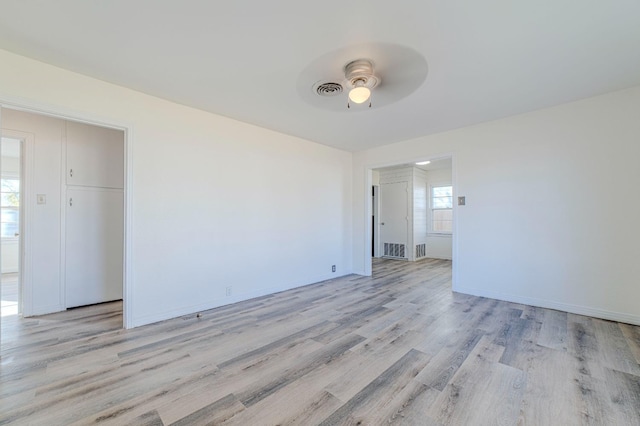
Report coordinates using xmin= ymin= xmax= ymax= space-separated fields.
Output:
xmin=384 ymin=243 xmax=406 ymax=258
xmin=416 ymin=243 xmax=426 ymax=258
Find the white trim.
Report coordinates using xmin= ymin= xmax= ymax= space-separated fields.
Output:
xmin=0 ymin=96 xmax=134 ymax=328
xmin=59 ymin=123 xmax=67 ymax=312
xmin=451 ymin=155 xmax=458 ymax=293
xmin=429 ymin=183 xmax=453 ymax=235
xmin=454 ymin=285 xmax=640 ymax=326
xmin=122 ymin=126 xmax=134 ymax=329
xmin=131 ymin=271 xmax=349 ymax=328
xmin=363 ymin=169 xmax=373 ymax=276
xmin=372 ymin=185 xmax=380 ymax=258
xmin=1 ymin=129 xmax=35 ymax=317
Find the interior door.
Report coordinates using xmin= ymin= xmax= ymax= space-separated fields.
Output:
xmin=65 ymin=188 xmax=123 ymax=308
xmin=66 ymin=121 xmax=124 ymax=189
xmin=379 ymin=181 xmax=408 ymax=259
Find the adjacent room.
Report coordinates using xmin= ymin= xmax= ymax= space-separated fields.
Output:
xmin=1 ymin=1 xmax=639 ymax=424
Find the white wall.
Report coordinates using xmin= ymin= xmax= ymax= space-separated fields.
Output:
xmin=413 ymin=168 xmax=428 ymax=258
xmin=2 ymin=112 xmax=63 ymax=313
xmin=0 ymin=49 xmax=353 ymax=327
xmin=372 ymin=170 xmax=380 ymax=186
xmin=354 ymin=86 xmax=640 ymax=325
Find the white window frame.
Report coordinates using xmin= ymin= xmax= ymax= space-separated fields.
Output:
xmin=429 ymin=183 xmax=453 ymax=235
xmin=1 ymin=175 xmax=20 ymax=241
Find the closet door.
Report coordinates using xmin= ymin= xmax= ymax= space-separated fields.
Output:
xmin=65 ymin=188 xmax=123 ymax=308
xmin=66 ymin=121 xmax=124 ymax=189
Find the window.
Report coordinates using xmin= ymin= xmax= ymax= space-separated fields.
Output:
xmin=431 ymin=185 xmax=452 ymax=233
xmin=1 ymin=178 xmax=20 ymax=238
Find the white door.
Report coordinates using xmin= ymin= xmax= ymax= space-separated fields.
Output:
xmin=379 ymin=181 xmax=409 ymax=259
xmin=65 ymin=188 xmax=123 ymax=308
xmin=66 ymin=121 xmax=124 ymax=189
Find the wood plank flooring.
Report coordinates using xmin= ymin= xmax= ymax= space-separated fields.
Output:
xmin=1 ymin=258 xmax=640 ymax=425
xmin=1 ymin=273 xmax=19 ymax=317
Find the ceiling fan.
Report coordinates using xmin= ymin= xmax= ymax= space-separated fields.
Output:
xmin=343 ymin=59 xmax=380 ymax=108
xmin=299 ymin=43 xmax=428 ymax=112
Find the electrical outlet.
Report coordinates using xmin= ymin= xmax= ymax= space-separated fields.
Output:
xmin=332 ymin=265 xmax=336 ymax=273
xmin=225 ymin=286 xmax=232 ymax=297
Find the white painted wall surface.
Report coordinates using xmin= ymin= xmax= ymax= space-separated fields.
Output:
xmin=354 ymin=86 xmax=640 ymax=325
xmin=372 ymin=170 xmax=380 ymax=186
xmin=413 ymin=168 xmax=428 ymax=258
xmin=425 ymin=234 xmax=452 ymax=260
xmin=0 ymin=49 xmax=352 ymax=327
xmin=2 ymin=111 xmax=64 ymax=314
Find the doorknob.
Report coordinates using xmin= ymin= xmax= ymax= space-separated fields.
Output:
xmin=381 ymin=222 xmax=385 ymax=225
xmin=14 ymin=232 xmax=19 ymax=237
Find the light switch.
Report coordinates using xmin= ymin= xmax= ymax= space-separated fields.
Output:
xmin=458 ymin=196 xmax=466 ymax=206
xmin=37 ymin=194 xmax=46 ymax=204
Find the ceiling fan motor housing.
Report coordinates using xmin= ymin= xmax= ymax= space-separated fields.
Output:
xmin=344 ymin=59 xmax=380 ymax=90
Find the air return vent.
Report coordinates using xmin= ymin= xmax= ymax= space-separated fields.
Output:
xmin=314 ymin=82 xmax=343 ymax=96
xmin=416 ymin=243 xmax=426 ymax=259
xmin=384 ymin=243 xmax=406 ymax=258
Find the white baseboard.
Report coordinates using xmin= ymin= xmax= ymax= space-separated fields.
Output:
xmin=26 ymin=303 xmax=65 ymax=317
xmin=454 ymin=285 xmax=640 ymax=326
xmin=130 ymin=271 xmax=349 ymax=328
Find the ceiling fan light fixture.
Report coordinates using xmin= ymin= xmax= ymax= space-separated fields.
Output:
xmin=349 ymin=85 xmax=371 ymax=104
xmin=344 ymin=59 xmax=379 ymax=108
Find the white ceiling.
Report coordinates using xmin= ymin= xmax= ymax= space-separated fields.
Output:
xmin=1 ymin=1 xmax=639 ymax=152
xmin=376 ymin=157 xmax=452 ymax=173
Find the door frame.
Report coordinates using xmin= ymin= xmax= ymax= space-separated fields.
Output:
xmin=364 ymin=153 xmax=457 ymax=286
xmin=372 ymin=185 xmax=380 ymax=258
xmin=0 ymin=99 xmax=134 ymax=329
xmin=0 ymin=129 xmax=34 ymax=317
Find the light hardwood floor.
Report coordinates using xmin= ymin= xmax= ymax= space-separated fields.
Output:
xmin=1 ymin=273 xmax=18 ymax=317
xmin=1 ymin=258 xmax=639 ymax=425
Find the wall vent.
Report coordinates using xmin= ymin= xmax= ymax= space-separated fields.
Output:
xmin=384 ymin=243 xmax=406 ymax=258
xmin=416 ymin=243 xmax=426 ymax=258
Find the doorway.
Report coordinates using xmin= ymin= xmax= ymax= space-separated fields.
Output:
xmin=1 ymin=135 xmax=22 ymax=318
xmin=369 ymin=156 xmax=454 ymax=279
xmin=372 ymin=185 xmax=379 ymax=257
xmin=0 ymin=106 xmax=129 ymax=331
